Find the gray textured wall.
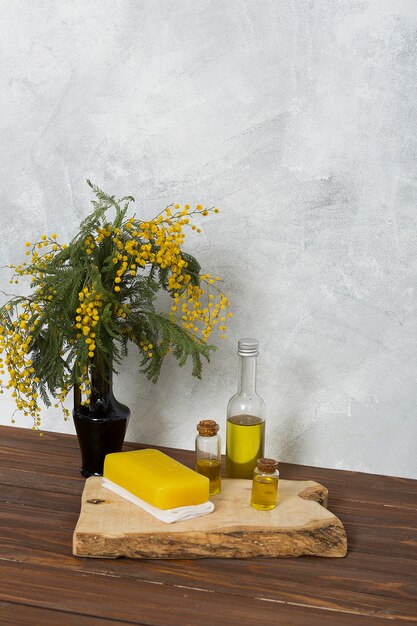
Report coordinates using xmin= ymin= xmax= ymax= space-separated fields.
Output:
xmin=1 ymin=0 xmax=416 ymax=478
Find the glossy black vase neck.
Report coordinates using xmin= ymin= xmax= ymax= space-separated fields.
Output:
xmin=74 ymin=360 xmax=115 ymax=414
xmin=90 ymin=364 xmax=114 ymax=414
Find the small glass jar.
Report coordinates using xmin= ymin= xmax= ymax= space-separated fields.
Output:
xmin=195 ymin=420 xmax=221 ymax=495
xmin=250 ymin=458 xmax=279 ymax=510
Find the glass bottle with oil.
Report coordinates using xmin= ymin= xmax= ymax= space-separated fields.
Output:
xmin=195 ymin=420 xmax=221 ymax=495
xmin=250 ymin=458 xmax=279 ymax=510
xmin=225 ymin=338 xmax=265 ymax=479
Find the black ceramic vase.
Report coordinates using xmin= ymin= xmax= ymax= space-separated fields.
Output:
xmin=73 ymin=362 xmax=130 ymax=477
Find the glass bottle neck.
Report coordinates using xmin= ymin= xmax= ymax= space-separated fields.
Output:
xmin=237 ymin=355 xmax=257 ymax=395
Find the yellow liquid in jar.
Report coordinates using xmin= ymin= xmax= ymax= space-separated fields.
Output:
xmin=196 ymin=459 xmax=222 ymax=495
xmin=250 ymin=475 xmax=278 ymax=510
xmin=225 ymin=414 xmax=265 ymax=479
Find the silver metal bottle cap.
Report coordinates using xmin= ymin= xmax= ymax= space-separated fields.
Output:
xmin=237 ymin=338 xmax=259 ymax=357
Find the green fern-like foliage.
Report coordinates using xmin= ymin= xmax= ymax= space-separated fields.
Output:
xmin=0 ymin=182 xmax=231 ymax=427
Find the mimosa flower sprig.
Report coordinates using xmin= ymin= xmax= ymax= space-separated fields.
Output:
xmin=0 ymin=181 xmax=231 ymax=429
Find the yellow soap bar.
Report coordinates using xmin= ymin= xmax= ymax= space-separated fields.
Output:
xmin=103 ymin=449 xmax=209 ymax=509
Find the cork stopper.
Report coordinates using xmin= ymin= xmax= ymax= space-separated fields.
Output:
xmin=257 ymin=458 xmax=278 ymax=473
xmin=197 ymin=420 xmax=219 ymax=437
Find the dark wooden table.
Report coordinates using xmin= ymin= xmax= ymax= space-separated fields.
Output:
xmin=0 ymin=425 xmax=416 ymax=625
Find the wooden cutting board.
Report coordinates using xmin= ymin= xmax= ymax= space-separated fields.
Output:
xmin=73 ymin=477 xmax=347 ymax=559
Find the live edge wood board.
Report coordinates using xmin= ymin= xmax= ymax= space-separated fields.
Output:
xmin=73 ymin=477 xmax=347 ymax=559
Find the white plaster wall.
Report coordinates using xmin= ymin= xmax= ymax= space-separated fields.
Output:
xmin=0 ymin=0 xmax=416 ymax=478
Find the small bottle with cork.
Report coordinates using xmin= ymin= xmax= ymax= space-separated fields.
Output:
xmin=250 ymin=458 xmax=279 ymax=510
xmin=195 ymin=420 xmax=222 ymax=495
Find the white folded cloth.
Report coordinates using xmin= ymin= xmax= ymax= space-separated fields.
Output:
xmin=102 ymin=478 xmax=215 ymax=524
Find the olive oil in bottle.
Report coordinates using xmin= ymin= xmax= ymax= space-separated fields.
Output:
xmin=225 ymin=339 xmax=265 ymax=479
xmin=196 ymin=458 xmax=222 ymax=495
xmin=195 ymin=420 xmax=221 ymax=495
xmin=250 ymin=458 xmax=279 ymax=511
xmin=225 ymin=414 xmax=265 ymax=479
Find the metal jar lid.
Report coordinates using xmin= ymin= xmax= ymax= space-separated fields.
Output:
xmin=237 ymin=338 xmax=259 ymax=357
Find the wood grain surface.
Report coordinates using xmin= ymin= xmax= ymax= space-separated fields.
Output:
xmin=0 ymin=425 xmax=416 ymax=625
xmin=73 ymin=477 xmax=347 ymax=558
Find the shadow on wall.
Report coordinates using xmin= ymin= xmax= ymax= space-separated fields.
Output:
xmin=275 ymin=356 xmax=319 ymax=465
